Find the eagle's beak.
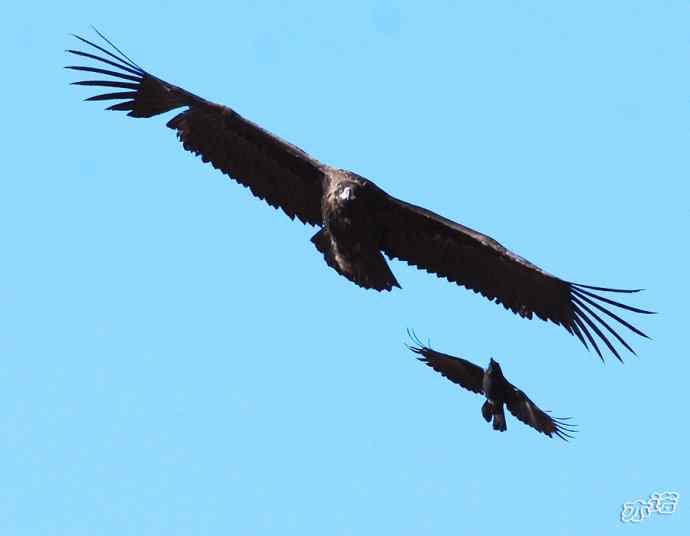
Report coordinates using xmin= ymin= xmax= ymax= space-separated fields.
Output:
xmin=339 ymin=187 xmax=355 ymax=201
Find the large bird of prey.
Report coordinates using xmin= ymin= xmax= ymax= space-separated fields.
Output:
xmin=409 ymin=335 xmax=576 ymax=440
xmin=67 ymin=30 xmax=653 ymax=362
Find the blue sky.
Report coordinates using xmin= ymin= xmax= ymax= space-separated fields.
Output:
xmin=1 ymin=1 xmax=688 ymax=534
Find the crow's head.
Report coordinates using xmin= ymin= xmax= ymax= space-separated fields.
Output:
xmin=487 ymin=358 xmax=503 ymax=374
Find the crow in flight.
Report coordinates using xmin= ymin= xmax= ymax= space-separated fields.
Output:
xmin=409 ymin=335 xmax=576 ymax=440
xmin=67 ymin=30 xmax=653 ymax=362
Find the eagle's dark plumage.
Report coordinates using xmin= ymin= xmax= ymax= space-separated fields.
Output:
xmin=409 ymin=334 xmax=576 ymax=440
xmin=67 ymin=30 xmax=653 ymax=362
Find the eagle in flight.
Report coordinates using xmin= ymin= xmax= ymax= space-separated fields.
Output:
xmin=409 ymin=334 xmax=576 ymax=440
xmin=67 ymin=30 xmax=653 ymax=362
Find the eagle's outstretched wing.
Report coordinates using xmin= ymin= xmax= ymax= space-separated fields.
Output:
xmin=505 ymin=385 xmax=576 ymax=441
xmin=67 ymin=30 xmax=326 ymax=225
xmin=377 ymin=194 xmax=653 ymax=362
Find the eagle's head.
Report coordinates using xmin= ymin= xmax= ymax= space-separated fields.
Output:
xmin=337 ymin=185 xmax=356 ymax=202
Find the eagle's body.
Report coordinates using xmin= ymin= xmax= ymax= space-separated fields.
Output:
xmin=67 ymin=30 xmax=653 ymax=362
xmin=315 ymin=170 xmax=399 ymax=290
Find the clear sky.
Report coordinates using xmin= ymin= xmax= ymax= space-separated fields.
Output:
xmin=1 ymin=1 xmax=688 ymax=534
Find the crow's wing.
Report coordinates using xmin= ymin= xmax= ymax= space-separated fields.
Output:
xmin=504 ymin=384 xmax=576 ymax=440
xmin=67 ymin=30 xmax=326 ymax=225
xmin=409 ymin=339 xmax=484 ymax=394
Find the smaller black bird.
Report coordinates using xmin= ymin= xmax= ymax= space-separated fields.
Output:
xmin=409 ymin=333 xmax=576 ymax=440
